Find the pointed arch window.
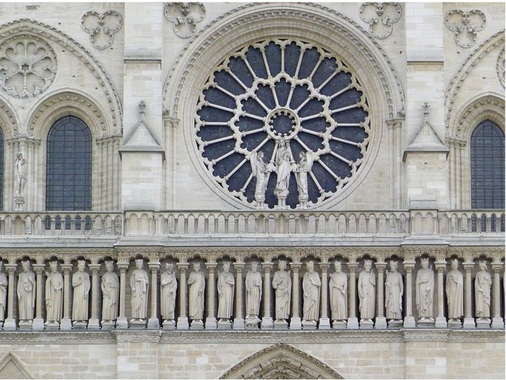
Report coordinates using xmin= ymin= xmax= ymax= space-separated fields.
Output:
xmin=46 ymin=116 xmax=92 ymax=211
xmin=470 ymin=120 xmax=504 ymax=209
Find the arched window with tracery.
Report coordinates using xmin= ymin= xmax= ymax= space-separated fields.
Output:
xmin=470 ymin=120 xmax=504 ymax=209
xmin=46 ymin=116 xmax=92 ymax=211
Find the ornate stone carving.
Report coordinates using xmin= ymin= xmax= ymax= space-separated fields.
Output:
xmin=329 ymin=260 xmax=347 ymax=323
xmin=72 ymin=260 xmax=90 ymax=325
xmin=415 ymin=258 xmax=434 ymax=322
xmin=445 ymin=9 xmax=486 ymax=48
xmin=0 ymin=35 xmax=56 ymax=98
xmin=164 ymin=2 xmax=206 ymax=39
xmin=160 ymin=262 xmax=177 ymax=323
xmin=358 ymin=259 xmax=376 ymax=321
xmin=497 ymin=48 xmax=505 ymax=88
xmin=81 ymin=10 xmax=123 ymax=50
xmin=101 ymin=260 xmax=119 ymax=324
xmin=0 ymin=261 xmax=6 ymax=323
xmin=130 ymin=259 xmax=149 ymax=323
xmin=475 ymin=260 xmax=492 ymax=320
xmin=45 ymin=260 xmax=63 ymax=326
xmin=272 ymin=260 xmax=291 ymax=322
xmin=385 ymin=260 xmax=403 ymax=321
xmin=17 ymin=260 xmax=35 ymax=322
xmin=359 ymin=2 xmax=402 ymax=39
xmin=188 ymin=261 xmax=205 ymax=322
xmin=445 ymin=259 xmax=463 ymax=321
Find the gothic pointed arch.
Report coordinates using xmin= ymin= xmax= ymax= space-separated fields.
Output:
xmin=0 ymin=351 xmax=34 ymax=379
xmin=219 ymin=343 xmax=343 ymax=379
xmin=163 ymin=2 xmax=405 ymax=210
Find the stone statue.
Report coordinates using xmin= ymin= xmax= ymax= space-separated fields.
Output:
xmin=358 ymin=259 xmax=376 ymax=321
xmin=250 ymin=151 xmax=271 ymax=209
xmin=160 ymin=262 xmax=177 ymax=322
xmin=274 ymin=138 xmax=295 ymax=207
xmin=272 ymin=260 xmax=291 ymax=321
xmin=295 ymin=151 xmax=313 ymax=209
xmin=475 ymin=260 xmax=492 ymax=319
xmin=45 ymin=260 xmax=63 ymax=324
xmin=416 ymin=258 xmax=434 ymax=320
xmin=72 ymin=260 xmax=90 ymax=322
xmin=329 ymin=260 xmax=347 ymax=322
xmin=217 ymin=261 xmax=235 ymax=322
xmin=446 ymin=259 xmax=463 ymax=320
xmin=302 ymin=260 xmax=321 ymax=323
xmin=245 ymin=261 xmax=262 ymax=319
xmin=130 ymin=259 xmax=149 ymax=322
xmin=17 ymin=260 xmax=35 ymax=321
xmin=15 ymin=152 xmax=27 ymax=197
xmin=188 ymin=261 xmax=205 ymax=322
xmin=385 ymin=260 xmax=403 ymax=321
xmin=101 ymin=260 xmax=119 ymax=323
xmin=0 ymin=261 xmax=7 ymax=323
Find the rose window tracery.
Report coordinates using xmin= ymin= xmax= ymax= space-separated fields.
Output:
xmin=0 ymin=36 xmax=56 ymax=98
xmin=195 ymin=39 xmax=371 ymax=209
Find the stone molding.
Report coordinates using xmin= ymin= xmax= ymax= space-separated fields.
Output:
xmin=0 ymin=98 xmax=18 ymax=138
xmin=0 ymin=18 xmax=122 ymax=134
xmin=497 ymin=47 xmax=505 ymax=88
xmin=444 ymin=30 xmax=505 ymax=133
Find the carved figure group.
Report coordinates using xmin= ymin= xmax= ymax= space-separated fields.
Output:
xmin=130 ymin=259 xmax=149 ymax=322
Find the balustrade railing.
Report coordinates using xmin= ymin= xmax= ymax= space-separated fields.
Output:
xmin=0 ymin=210 xmax=503 ymax=237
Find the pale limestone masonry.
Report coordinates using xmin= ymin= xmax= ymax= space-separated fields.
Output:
xmin=0 ymin=2 xmax=504 ymax=379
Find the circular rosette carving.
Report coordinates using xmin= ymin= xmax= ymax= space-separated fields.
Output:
xmin=0 ymin=35 xmax=56 ymax=98
xmin=195 ymin=39 xmax=371 ymax=209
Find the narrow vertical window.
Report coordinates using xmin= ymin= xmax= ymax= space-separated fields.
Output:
xmin=46 ymin=116 xmax=92 ymax=211
xmin=471 ymin=120 xmax=504 ymax=209
xmin=0 ymin=128 xmax=3 ymax=211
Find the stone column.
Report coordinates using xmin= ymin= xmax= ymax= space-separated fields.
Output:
xmin=290 ymin=262 xmax=302 ymax=330
xmin=177 ymin=261 xmax=189 ymax=330
xmin=435 ymin=260 xmax=447 ymax=328
xmin=60 ymin=263 xmax=73 ymax=330
xmin=205 ymin=261 xmax=217 ymax=329
xmin=233 ymin=261 xmax=245 ymax=330
xmin=88 ymin=263 xmax=101 ymax=329
xmin=403 ymin=260 xmax=416 ymax=328
xmin=116 ymin=262 xmax=129 ymax=329
xmin=318 ymin=261 xmax=331 ymax=329
xmin=32 ymin=264 xmax=45 ymax=331
xmin=148 ymin=261 xmax=160 ymax=329
xmin=462 ymin=261 xmax=475 ymax=329
xmin=261 ymin=261 xmax=273 ymax=329
xmin=491 ymin=262 xmax=505 ymax=328
xmin=3 ymin=263 xmax=17 ymax=330
xmin=375 ymin=261 xmax=387 ymax=329
xmin=347 ymin=260 xmax=359 ymax=329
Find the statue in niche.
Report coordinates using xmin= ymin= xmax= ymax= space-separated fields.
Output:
xmin=217 ymin=261 xmax=235 ymax=322
xmin=250 ymin=151 xmax=271 ymax=209
xmin=130 ymin=259 xmax=149 ymax=322
xmin=15 ymin=152 xmax=27 ymax=197
xmin=302 ymin=260 xmax=321 ymax=323
xmin=274 ymin=138 xmax=295 ymax=207
xmin=295 ymin=151 xmax=313 ymax=209
xmin=272 ymin=260 xmax=291 ymax=321
xmin=446 ymin=259 xmax=463 ymax=320
xmin=416 ymin=258 xmax=434 ymax=320
xmin=45 ymin=260 xmax=63 ymax=324
xmin=72 ymin=260 xmax=90 ymax=322
xmin=101 ymin=260 xmax=119 ymax=323
xmin=160 ymin=262 xmax=177 ymax=322
xmin=358 ymin=259 xmax=376 ymax=321
xmin=385 ymin=260 xmax=403 ymax=321
xmin=188 ymin=261 xmax=205 ymax=322
xmin=475 ymin=260 xmax=492 ymax=319
xmin=0 ymin=261 xmax=7 ymax=323
xmin=245 ymin=261 xmax=262 ymax=320
xmin=17 ymin=260 xmax=35 ymax=321
xmin=329 ymin=260 xmax=347 ymax=322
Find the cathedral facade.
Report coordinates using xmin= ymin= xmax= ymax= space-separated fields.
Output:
xmin=0 ymin=2 xmax=504 ymax=379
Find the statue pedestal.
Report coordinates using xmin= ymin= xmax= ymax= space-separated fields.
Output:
xmin=475 ymin=317 xmax=490 ymax=329
xmin=88 ymin=318 xmax=101 ymax=330
xmin=14 ymin=196 xmax=24 ymax=211
xmin=347 ymin=316 xmax=359 ymax=329
xmin=403 ymin=316 xmax=416 ymax=328
xmin=162 ymin=319 xmax=176 ymax=330
xmin=289 ymin=316 xmax=301 ymax=330
xmin=101 ymin=321 xmax=116 ymax=330
xmin=218 ymin=319 xmax=232 ymax=330
xmin=374 ymin=316 xmax=387 ymax=329
xmin=72 ymin=321 xmax=88 ymax=330
xmin=32 ymin=318 xmax=44 ymax=331
xmin=147 ymin=317 xmax=159 ymax=329
xmin=332 ymin=320 xmax=347 ymax=329
xmin=176 ymin=316 xmax=189 ymax=330
xmin=388 ymin=319 xmax=403 ymax=329
xmin=233 ymin=317 xmax=245 ymax=330
xmin=318 ymin=317 xmax=331 ymax=330
xmin=18 ymin=320 xmax=33 ymax=331
xmin=245 ymin=316 xmax=261 ymax=330
xmin=447 ymin=318 xmax=462 ymax=329
xmin=44 ymin=321 xmax=60 ymax=331
xmin=116 ymin=316 xmax=128 ymax=329
xmin=273 ymin=319 xmax=289 ymax=330
xmin=205 ymin=317 xmax=216 ymax=330
xmin=435 ymin=316 xmax=447 ymax=328
xmin=491 ymin=317 xmax=504 ymax=329
xmin=260 ymin=316 xmax=273 ymax=329
xmin=60 ymin=318 xmax=72 ymax=330
xmin=359 ymin=318 xmax=374 ymax=329
xmin=3 ymin=318 xmax=16 ymax=331
xmin=302 ymin=319 xmax=317 ymax=330
xmin=190 ymin=319 xmax=204 ymax=330
xmin=129 ymin=319 xmax=146 ymax=329
xmin=463 ymin=317 xmax=475 ymax=329
xmin=418 ymin=317 xmax=436 ymax=328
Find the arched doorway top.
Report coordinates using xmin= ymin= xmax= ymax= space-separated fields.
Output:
xmin=219 ymin=343 xmax=343 ymax=379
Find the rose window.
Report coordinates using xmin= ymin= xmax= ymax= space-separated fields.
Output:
xmin=0 ymin=36 xmax=56 ymax=98
xmin=195 ymin=39 xmax=371 ymax=209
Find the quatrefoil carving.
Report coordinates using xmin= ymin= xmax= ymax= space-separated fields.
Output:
xmin=81 ymin=10 xmax=123 ymax=50
xmin=445 ymin=9 xmax=486 ymax=48
xmin=164 ymin=2 xmax=206 ymax=39
xmin=359 ymin=2 xmax=402 ymax=39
